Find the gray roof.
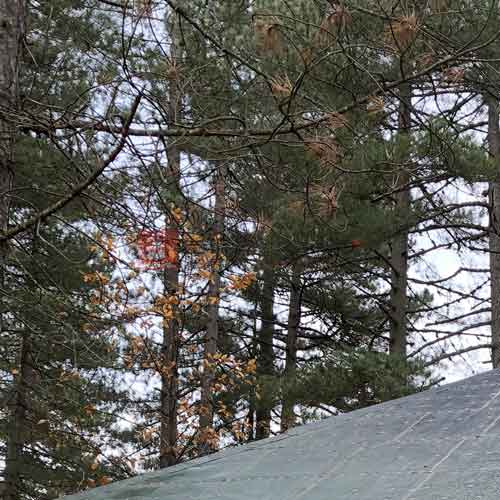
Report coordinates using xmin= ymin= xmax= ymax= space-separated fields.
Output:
xmin=65 ymin=369 xmax=500 ymax=500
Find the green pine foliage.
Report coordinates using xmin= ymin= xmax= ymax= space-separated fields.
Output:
xmin=2 ymin=1 xmax=500 ymax=496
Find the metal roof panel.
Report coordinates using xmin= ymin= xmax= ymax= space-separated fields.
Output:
xmin=62 ymin=369 xmax=500 ymax=500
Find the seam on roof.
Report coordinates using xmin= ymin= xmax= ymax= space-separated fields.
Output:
xmin=401 ymin=438 xmax=467 ymax=500
xmin=288 ymin=385 xmax=500 ymax=500
xmin=285 ymin=412 xmax=431 ymax=500
xmin=390 ymin=387 xmax=500 ymax=500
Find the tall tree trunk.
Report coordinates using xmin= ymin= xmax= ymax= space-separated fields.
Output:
xmin=159 ymin=244 xmax=180 ymax=468
xmin=281 ymin=263 xmax=301 ymax=432
xmin=0 ymin=0 xmax=21 ymax=243
xmin=255 ymin=258 xmax=275 ymax=440
xmin=1 ymin=2 xmax=26 ymax=499
xmin=0 ymin=0 xmax=23 ymax=295
xmin=199 ymin=164 xmax=225 ymax=455
xmin=389 ymin=81 xmax=411 ymax=358
xmin=159 ymin=13 xmax=181 ymax=469
xmin=247 ymin=300 xmax=259 ymax=441
xmin=487 ymin=95 xmax=500 ymax=369
xmin=5 ymin=334 xmax=34 ymax=500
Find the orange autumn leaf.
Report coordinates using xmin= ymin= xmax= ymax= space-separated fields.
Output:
xmin=84 ymin=404 xmax=97 ymax=416
xmin=98 ymin=476 xmax=112 ymax=486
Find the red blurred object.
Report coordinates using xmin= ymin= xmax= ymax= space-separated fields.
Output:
xmin=351 ymin=239 xmax=363 ymax=249
xmin=136 ymin=229 xmax=179 ymax=269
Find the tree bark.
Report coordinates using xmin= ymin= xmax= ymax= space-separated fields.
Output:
xmin=389 ymin=81 xmax=411 ymax=358
xmin=1 ymin=1 xmax=26 ymax=498
xmin=247 ymin=301 xmax=259 ymax=441
xmin=159 ymin=238 xmax=180 ymax=468
xmin=487 ymin=95 xmax=500 ymax=368
xmin=0 ymin=0 xmax=23 ymax=230
xmin=255 ymin=258 xmax=275 ymax=440
xmin=0 ymin=0 xmax=23 ymax=281
xmin=5 ymin=335 xmax=34 ymax=500
xmin=281 ymin=263 xmax=302 ymax=432
xmin=159 ymin=13 xmax=181 ymax=469
xmin=199 ymin=163 xmax=225 ymax=455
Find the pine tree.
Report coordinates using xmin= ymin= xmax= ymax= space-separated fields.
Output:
xmin=4 ymin=3 xmax=500 ymax=497
xmin=1 ymin=1 xmax=139 ymax=497
xmin=1 ymin=2 xmax=28 ymax=498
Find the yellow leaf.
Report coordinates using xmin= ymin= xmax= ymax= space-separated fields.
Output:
xmin=171 ymin=207 xmax=183 ymax=222
xmin=198 ymin=269 xmax=212 ymax=280
xmin=246 ymin=359 xmax=257 ymax=374
xmin=82 ymin=272 xmax=95 ymax=283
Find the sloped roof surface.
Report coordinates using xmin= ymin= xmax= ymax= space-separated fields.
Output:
xmin=64 ymin=369 xmax=500 ymax=500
